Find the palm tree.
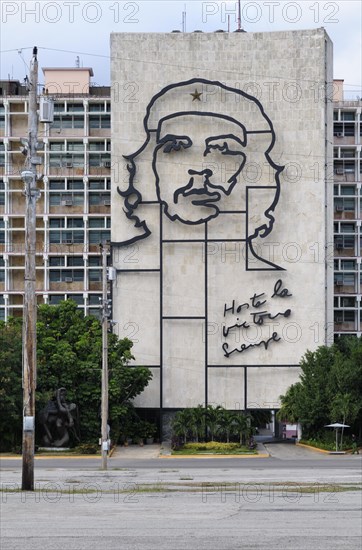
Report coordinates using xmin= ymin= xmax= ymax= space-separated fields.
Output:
xmin=205 ymin=405 xmax=224 ymax=442
xmin=217 ymin=409 xmax=235 ymax=443
xmin=172 ymin=409 xmax=194 ymax=444
xmin=190 ymin=405 xmax=206 ymax=442
xmin=231 ymin=413 xmax=249 ymax=446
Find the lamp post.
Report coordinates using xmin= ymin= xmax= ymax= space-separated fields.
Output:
xmin=100 ymin=243 xmax=110 ymax=469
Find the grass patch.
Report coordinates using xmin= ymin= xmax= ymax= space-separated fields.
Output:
xmin=172 ymin=442 xmax=257 ymax=455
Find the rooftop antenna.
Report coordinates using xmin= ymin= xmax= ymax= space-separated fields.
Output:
xmin=182 ymin=4 xmax=186 ymax=32
xmin=75 ymin=55 xmax=80 ymax=68
xmin=237 ymin=0 xmax=242 ymax=31
xmin=228 ymin=15 xmax=230 ymax=32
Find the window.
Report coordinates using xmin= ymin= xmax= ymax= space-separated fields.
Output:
xmin=89 ymin=230 xmax=110 ymax=244
xmin=334 ymin=122 xmax=354 ymax=137
xmin=67 ymin=103 xmax=84 ymax=112
xmin=49 ymin=218 xmax=65 ymax=228
xmin=54 ymin=103 xmax=65 ymax=112
xmin=0 ymin=269 xmax=4 ymax=282
xmin=49 ymin=269 xmax=83 ymax=282
xmin=340 ymin=223 xmax=355 ymax=233
xmin=49 ymin=193 xmax=83 ymax=206
xmin=341 ymin=112 xmax=355 ymax=121
xmin=68 ymin=180 xmax=84 ymax=190
xmin=335 ymin=310 xmax=354 ymax=323
xmin=89 ymin=141 xmax=105 ymax=151
xmin=52 ymin=115 xmax=84 ymax=129
xmin=49 ymin=155 xmax=63 ymax=167
xmin=341 ymin=260 xmax=356 ymax=270
xmin=49 ymin=180 xmax=66 ymax=190
xmin=69 ymin=294 xmax=83 ymax=305
xmin=340 ymin=185 xmax=355 ymax=196
xmin=89 ymin=154 xmax=111 ymax=167
xmin=89 ymin=218 xmax=106 ymax=228
xmin=89 ymin=269 xmax=101 ymax=282
xmin=89 ymin=192 xmax=110 ymax=205
xmin=67 ymin=142 xmax=84 ymax=152
xmin=67 ymin=218 xmax=84 ymax=228
xmin=340 ymin=149 xmax=355 ymax=158
xmin=49 ymin=295 xmax=65 ymax=304
xmin=89 ymin=104 xmax=103 ymax=112
xmin=88 ymin=294 xmax=101 ymax=305
xmin=89 ymin=115 xmax=110 ymax=129
xmin=341 ymin=297 xmax=355 ymax=307
xmin=89 ymin=180 xmax=105 ymax=190
xmin=335 ymin=235 xmax=354 ymax=249
xmin=49 ymin=230 xmax=84 ymax=244
xmin=70 ymin=231 xmax=84 ymax=243
xmin=88 ymin=256 xmax=101 ymax=266
xmin=334 ymin=198 xmax=355 ymax=212
xmin=49 ymin=142 xmax=65 ymax=151
xmin=68 ymin=256 xmax=83 ymax=267
xmin=63 ymin=154 xmax=84 ymax=168
xmin=49 ymin=256 xmax=65 ymax=266
xmin=0 ymin=180 xmax=4 ymax=205
xmin=342 ymin=273 xmax=355 ymax=286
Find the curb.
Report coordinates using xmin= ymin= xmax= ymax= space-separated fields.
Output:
xmin=296 ymin=443 xmax=330 ymax=454
xmin=0 ymin=454 xmax=100 ymax=460
xmin=159 ymin=453 xmax=270 ymax=459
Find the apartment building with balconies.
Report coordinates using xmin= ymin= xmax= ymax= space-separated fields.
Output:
xmin=333 ymin=80 xmax=362 ymax=337
xmin=0 ymin=68 xmax=111 ymax=320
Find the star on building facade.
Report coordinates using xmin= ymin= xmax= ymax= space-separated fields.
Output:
xmin=190 ymin=89 xmax=202 ymax=101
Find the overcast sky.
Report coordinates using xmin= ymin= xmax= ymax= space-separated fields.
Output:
xmin=1 ymin=1 xmax=361 ymax=99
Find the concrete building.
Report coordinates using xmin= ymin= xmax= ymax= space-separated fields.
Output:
xmin=110 ymin=29 xmax=333 ymax=428
xmin=333 ymin=81 xmax=362 ymax=336
xmin=1 ymin=32 xmax=360 ymax=423
xmin=0 ymin=68 xmax=111 ymax=320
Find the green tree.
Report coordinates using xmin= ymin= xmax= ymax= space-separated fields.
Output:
xmin=278 ymin=338 xmax=362 ymax=441
xmin=36 ymin=300 xmax=152 ymax=443
xmin=205 ymin=405 xmax=224 ymax=442
xmin=0 ymin=300 xmax=152 ymax=450
xmin=172 ymin=409 xmax=195 ymax=444
xmin=190 ymin=405 xmax=206 ymax=442
xmin=231 ymin=413 xmax=250 ymax=446
xmin=0 ymin=318 xmax=23 ymax=451
xmin=217 ymin=409 xmax=235 ymax=443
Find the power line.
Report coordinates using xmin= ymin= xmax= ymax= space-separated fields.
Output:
xmin=1 ymin=45 xmax=360 ymax=87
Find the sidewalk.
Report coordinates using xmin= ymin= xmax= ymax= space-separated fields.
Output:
xmin=111 ymin=443 xmax=164 ymax=459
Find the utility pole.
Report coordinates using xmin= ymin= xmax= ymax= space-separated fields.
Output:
xmin=22 ymin=47 xmax=40 ymax=491
xmin=100 ymin=243 xmax=110 ymax=470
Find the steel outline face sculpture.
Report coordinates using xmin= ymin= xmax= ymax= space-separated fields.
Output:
xmin=115 ymin=77 xmax=284 ymax=270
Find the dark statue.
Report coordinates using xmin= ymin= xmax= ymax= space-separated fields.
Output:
xmin=38 ymin=388 xmax=79 ymax=447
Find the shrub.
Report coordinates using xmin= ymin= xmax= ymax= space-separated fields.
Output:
xmin=183 ymin=442 xmax=240 ymax=451
xmin=74 ymin=443 xmax=99 ymax=454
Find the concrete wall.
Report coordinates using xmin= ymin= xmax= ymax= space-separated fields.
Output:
xmin=111 ymin=29 xmax=333 ymax=412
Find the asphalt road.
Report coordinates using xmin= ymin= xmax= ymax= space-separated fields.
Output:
xmin=1 ymin=455 xmax=361 ymax=470
xmin=1 ymin=445 xmax=361 ymax=550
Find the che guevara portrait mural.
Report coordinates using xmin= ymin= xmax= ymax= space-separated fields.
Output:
xmin=111 ymin=31 xmax=332 ymax=413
